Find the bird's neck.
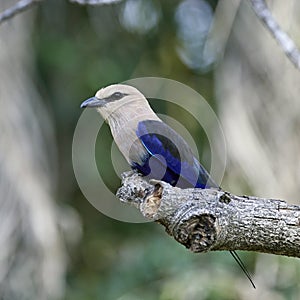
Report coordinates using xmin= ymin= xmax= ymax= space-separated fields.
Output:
xmin=105 ymin=101 xmax=160 ymax=165
xmin=109 ymin=102 xmax=159 ymax=129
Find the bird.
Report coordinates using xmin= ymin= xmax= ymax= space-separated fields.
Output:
xmin=81 ymin=83 xmax=255 ymax=288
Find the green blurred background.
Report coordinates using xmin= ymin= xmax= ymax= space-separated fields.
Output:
xmin=1 ymin=0 xmax=300 ymax=299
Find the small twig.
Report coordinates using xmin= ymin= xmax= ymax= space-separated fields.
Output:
xmin=69 ymin=0 xmax=122 ymax=5
xmin=0 ymin=0 xmax=41 ymax=25
xmin=0 ymin=0 xmax=122 ymax=26
xmin=249 ymin=0 xmax=300 ymax=70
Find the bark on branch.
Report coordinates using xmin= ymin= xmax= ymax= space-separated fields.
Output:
xmin=117 ymin=171 xmax=300 ymax=257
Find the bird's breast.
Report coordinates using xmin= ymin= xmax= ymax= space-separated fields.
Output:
xmin=107 ymin=119 xmax=148 ymax=166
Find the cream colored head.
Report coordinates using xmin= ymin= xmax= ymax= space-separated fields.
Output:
xmin=81 ymin=83 xmax=160 ymax=165
xmin=81 ymin=84 xmax=151 ymax=121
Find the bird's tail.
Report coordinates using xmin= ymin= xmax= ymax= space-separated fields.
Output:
xmin=229 ymin=250 xmax=256 ymax=289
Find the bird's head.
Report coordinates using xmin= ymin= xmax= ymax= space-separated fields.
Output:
xmin=80 ymin=84 xmax=149 ymax=120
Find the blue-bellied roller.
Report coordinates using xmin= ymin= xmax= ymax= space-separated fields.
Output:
xmin=81 ymin=84 xmax=255 ymax=288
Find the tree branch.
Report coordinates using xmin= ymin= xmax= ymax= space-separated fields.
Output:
xmin=0 ymin=0 xmax=41 ymax=25
xmin=249 ymin=0 xmax=300 ymax=70
xmin=117 ymin=171 xmax=300 ymax=257
xmin=0 ymin=0 xmax=123 ymax=26
xmin=69 ymin=0 xmax=122 ymax=5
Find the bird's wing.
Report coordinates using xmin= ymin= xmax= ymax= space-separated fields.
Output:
xmin=136 ymin=120 xmax=218 ymax=188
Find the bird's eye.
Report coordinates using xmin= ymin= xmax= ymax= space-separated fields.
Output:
xmin=111 ymin=92 xmax=124 ymax=99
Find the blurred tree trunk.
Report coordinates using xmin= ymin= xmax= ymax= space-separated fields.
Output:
xmin=0 ymin=1 xmax=66 ymax=299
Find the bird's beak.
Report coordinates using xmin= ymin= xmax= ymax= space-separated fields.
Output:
xmin=80 ymin=97 xmax=106 ymax=108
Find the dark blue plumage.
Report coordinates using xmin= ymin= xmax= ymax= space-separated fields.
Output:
xmin=132 ymin=120 xmax=218 ymax=189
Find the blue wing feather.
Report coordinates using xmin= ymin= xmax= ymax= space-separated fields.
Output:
xmin=134 ymin=120 xmax=218 ymax=189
